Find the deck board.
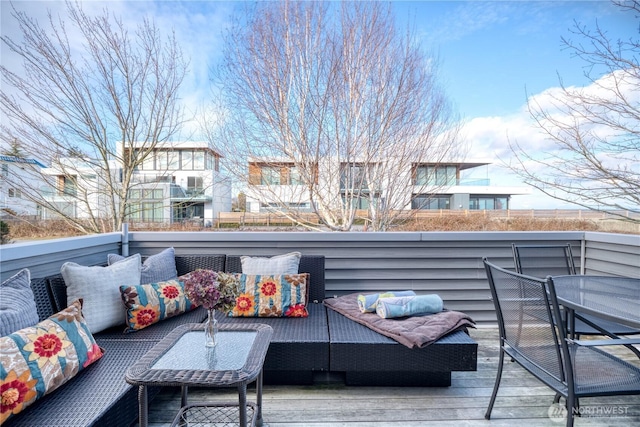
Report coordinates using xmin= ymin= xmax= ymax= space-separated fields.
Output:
xmin=141 ymin=328 xmax=640 ymax=426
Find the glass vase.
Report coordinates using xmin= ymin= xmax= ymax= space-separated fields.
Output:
xmin=204 ymin=308 xmax=218 ymax=347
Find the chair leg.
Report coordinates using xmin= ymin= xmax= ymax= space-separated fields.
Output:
xmin=485 ymin=348 xmax=505 ymax=420
xmin=566 ymin=392 xmax=576 ymax=427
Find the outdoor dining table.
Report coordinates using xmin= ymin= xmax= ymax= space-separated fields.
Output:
xmin=551 ymin=275 xmax=640 ymax=343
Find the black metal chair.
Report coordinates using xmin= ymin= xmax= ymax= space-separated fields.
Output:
xmin=483 ymin=258 xmax=640 ymax=427
xmin=512 ymin=243 xmax=640 ymax=339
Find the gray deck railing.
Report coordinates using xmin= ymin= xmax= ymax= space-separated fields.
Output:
xmin=1 ymin=230 xmax=638 ymax=326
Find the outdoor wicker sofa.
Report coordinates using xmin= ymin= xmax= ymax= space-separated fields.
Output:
xmin=11 ymin=253 xmax=477 ymax=426
xmin=10 ymin=255 xmax=225 ymax=427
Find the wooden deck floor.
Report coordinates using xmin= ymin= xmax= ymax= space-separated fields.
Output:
xmin=143 ymin=328 xmax=640 ymax=426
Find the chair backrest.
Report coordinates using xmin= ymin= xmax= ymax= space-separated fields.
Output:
xmin=512 ymin=243 xmax=576 ymax=278
xmin=483 ymin=258 xmax=567 ymax=385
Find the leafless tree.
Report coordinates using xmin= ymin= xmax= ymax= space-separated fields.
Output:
xmin=1 ymin=1 xmax=189 ymax=233
xmin=208 ymin=1 xmax=464 ymax=231
xmin=506 ymin=0 xmax=640 ymax=223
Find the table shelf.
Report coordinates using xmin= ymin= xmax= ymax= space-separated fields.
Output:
xmin=170 ymin=401 xmax=258 ymax=427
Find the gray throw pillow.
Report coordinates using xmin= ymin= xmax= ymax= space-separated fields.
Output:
xmin=62 ymin=254 xmax=142 ymax=334
xmin=108 ymin=247 xmax=177 ymax=284
xmin=0 ymin=269 xmax=39 ymax=336
xmin=240 ymin=251 xmax=301 ymax=275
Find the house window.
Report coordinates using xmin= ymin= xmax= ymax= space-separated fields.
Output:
xmin=141 ymin=152 xmax=155 ymax=170
xmin=193 ymin=151 xmax=205 ymax=170
xmin=1 ymin=164 xmax=8 ymax=177
xmin=187 ymin=176 xmax=203 ymax=196
xmin=58 ymin=176 xmax=77 ymax=196
xmin=156 ymin=151 xmax=168 ymax=171
xmin=341 ymin=164 xmax=374 ymax=190
xmin=289 ymin=166 xmax=303 ymax=185
xmin=168 ymin=151 xmax=179 ymax=170
xmin=470 ymin=196 xmax=508 ymax=210
xmin=412 ymin=195 xmax=451 ymax=210
xmin=261 ymin=167 xmax=281 ymax=185
xmin=8 ymin=188 xmax=21 ymax=198
xmin=415 ymin=165 xmax=457 ymax=186
xmin=181 ymin=151 xmax=193 ymax=170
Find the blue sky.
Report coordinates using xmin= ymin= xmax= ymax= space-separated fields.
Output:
xmin=2 ymin=1 xmax=637 ymax=209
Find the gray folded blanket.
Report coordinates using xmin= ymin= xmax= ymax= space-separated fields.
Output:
xmin=324 ymin=292 xmax=475 ymax=349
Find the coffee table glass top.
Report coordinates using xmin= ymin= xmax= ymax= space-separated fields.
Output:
xmin=153 ymin=331 xmax=257 ymax=371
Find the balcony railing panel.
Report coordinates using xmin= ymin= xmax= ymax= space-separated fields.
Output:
xmin=2 ymin=231 xmax=638 ymax=326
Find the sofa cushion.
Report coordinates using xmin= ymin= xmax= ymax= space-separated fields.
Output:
xmin=240 ymin=252 xmax=301 ymax=275
xmin=61 ymin=255 xmax=141 ymax=334
xmin=0 ymin=299 xmax=103 ymax=424
xmin=0 ymin=269 xmax=38 ymax=336
xmin=230 ymin=273 xmax=309 ymax=317
xmin=120 ymin=279 xmax=197 ymax=332
xmin=108 ymin=247 xmax=177 ymax=284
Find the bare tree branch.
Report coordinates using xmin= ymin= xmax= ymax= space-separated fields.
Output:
xmin=208 ymin=1 xmax=465 ymax=231
xmin=1 ymin=1 xmax=189 ymax=233
xmin=506 ymin=0 xmax=640 ymax=223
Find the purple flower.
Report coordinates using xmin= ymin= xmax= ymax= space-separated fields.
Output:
xmin=182 ymin=269 xmax=239 ymax=312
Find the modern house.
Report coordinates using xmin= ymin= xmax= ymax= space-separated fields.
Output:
xmin=3 ymin=142 xmax=231 ymax=225
xmin=119 ymin=141 xmax=231 ymax=226
xmin=0 ymin=155 xmax=47 ymax=218
xmin=244 ymin=159 xmax=530 ymax=213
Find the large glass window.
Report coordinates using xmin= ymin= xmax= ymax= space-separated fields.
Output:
xmin=59 ymin=176 xmax=77 ymax=196
xmin=193 ymin=151 xmax=205 ymax=170
xmin=341 ymin=164 xmax=370 ymax=190
xmin=414 ymin=165 xmax=457 ymax=186
xmin=141 ymin=153 xmax=155 ymax=170
xmin=412 ymin=195 xmax=451 ymax=210
xmin=187 ymin=176 xmax=204 ymax=196
xmin=470 ymin=196 xmax=508 ymax=210
xmin=289 ymin=166 xmax=303 ymax=185
xmin=168 ymin=151 xmax=179 ymax=170
xmin=181 ymin=151 xmax=193 ymax=170
xmin=261 ymin=167 xmax=281 ymax=185
xmin=156 ymin=151 xmax=168 ymax=171
xmin=173 ymin=202 xmax=204 ymax=220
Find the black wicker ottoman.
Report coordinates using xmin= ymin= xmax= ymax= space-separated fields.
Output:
xmin=327 ymin=308 xmax=477 ymax=386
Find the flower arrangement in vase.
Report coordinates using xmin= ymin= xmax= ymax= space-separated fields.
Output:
xmin=182 ymin=269 xmax=240 ymax=347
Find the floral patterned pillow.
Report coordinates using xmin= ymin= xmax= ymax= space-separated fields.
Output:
xmin=230 ymin=273 xmax=309 ymax=317
xmin=120 ymin=279 xmax=197 ymax=332
xmin=0 ymin=299 xmax=103 ymax=424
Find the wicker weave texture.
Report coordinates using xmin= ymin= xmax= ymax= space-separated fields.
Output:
xmin=327 ymin=308 xmax=477 ymax=375
xmin=29 ymin=277 xmax=56 ymax=321
xmin=175 ymin=254 xmax=226 ymax=276
xmin=9 ymin=339 xmax=157 ymax=427
xmin=217 ymin=302 xmax=330 ymax=374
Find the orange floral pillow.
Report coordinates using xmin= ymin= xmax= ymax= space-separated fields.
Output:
xmin=230 ymin=274 xmax=309 ymax=317
xmin=120 ymin=279 xmax=197 ymax=332
xmin=0 ymin=300 xmax=103 ymax=424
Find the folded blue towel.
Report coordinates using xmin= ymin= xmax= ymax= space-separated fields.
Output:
xmin=357 ymin=291 xmax=416 ymax=313
xmin=375 ymin=294 xmax=444 ymax=319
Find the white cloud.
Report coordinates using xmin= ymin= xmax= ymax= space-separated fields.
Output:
xmin=462 ymin=70 xmax=639 ymax=209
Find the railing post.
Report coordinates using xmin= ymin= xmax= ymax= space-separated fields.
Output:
xmin=122 ymin=223 xmax=129 ymax=257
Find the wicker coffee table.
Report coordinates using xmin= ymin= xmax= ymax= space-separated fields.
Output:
xmin=125 ymin=322 xmax=273 ymax=427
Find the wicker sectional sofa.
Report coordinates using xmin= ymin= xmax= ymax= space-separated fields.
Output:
xmin=9 ymin=253 xmax=477 ymax=426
